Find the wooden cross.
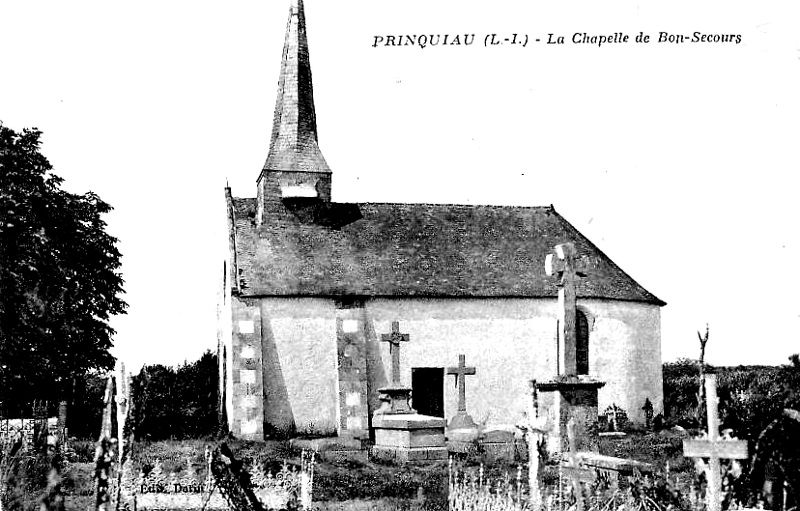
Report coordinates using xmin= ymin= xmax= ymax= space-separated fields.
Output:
xmin=683 ymin=375 xmax=748 ymax=511
xmin=381 ymin=321 xmax=409 ymax=385
xmin=545 ymin=242 xmax=586 ymax=376
xmin=447 ymin=354 xmax=476 ymax=413
xmin=561 ymin=418 xmax=596 ymax=511
xmin=522 ymin=380 xmax=549 ymax=511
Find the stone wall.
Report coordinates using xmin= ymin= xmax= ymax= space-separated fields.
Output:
xmin=585 ymin=299 xmax=663 ymax=423
xmin=223 ymin=295 xmax=662 ymax=438
xmin=259 ymin=298 xmax=340 ymax=436
xmin=366 ymin=298 xmax=557 ymax=428
xmin=366 ymin=297 xmax=662 ymax=427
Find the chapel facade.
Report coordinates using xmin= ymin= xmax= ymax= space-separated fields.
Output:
xmin=217 ymin=0 xmax=665 ymax=441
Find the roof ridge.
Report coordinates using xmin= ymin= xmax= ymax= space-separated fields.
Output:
xmin=234 ymin=196 xmax=556 ymax=210
xmin=358 ymin=201 xmax=555 ymax=210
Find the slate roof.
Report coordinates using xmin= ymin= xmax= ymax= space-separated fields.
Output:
xmin=229 ymin=197 xmax=665 ymax=305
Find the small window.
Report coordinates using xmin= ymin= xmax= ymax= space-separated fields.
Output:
xmin=576 ymin=310 xmax=590 ymax=375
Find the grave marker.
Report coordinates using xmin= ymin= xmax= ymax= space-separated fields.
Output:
xmin=376 ymin=320 xmax=414 ymax=414
xmin=538 ymin=242 xmax=604 ymax=454
xmin=683 ymin=375 xmax=748 ymax=511
xmin=381 ymin=321 xmax=410 ymax=385
xmin=372 ymin=321 xmax=447 ymax=462
xmin=448 ymin=354 xmax=476 ymax=413
xmin=447 ymin=354 xmax=477 ymax=429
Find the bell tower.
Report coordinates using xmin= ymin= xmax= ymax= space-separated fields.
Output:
xmin=257 ymin=0 xmax=331 ymax=225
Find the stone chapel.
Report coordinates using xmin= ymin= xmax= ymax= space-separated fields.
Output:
xmin=217 ymin=0 xmax=666 ymax=441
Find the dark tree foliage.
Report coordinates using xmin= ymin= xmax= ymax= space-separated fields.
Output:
xmin=67 ymin=373 xmax=109 ymax=439
xmin=663 ymin=359 xmax=800 ymax=440
xmin=131 ymin=350 xmax=219 ymax=440
xmin=0 ymin=123 xmax=126 ymax=406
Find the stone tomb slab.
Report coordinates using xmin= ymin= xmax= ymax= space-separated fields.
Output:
xmin=578 ymin=452 xmax=653 ymax=474
xmin=372 ymin=414 xmax=445 ymax=429
xmin=479 ymin=428 xmax=517 ymax=463
xmin=371 ymin=414 xmax=447 ymax=462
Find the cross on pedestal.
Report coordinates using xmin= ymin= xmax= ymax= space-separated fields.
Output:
xmin=447 ymin=354 xmax=476 ymax=413
xmin=447 ymin=354 xmax=477 ymax=429
xmin=560 ymin=418 xmax=596 ymax=511
xmin=683 ymin=375 xmax=748 ymax=511
xmin=381 ymin=321 xmax=410 ymax=385
xmin=545 ymin=242 xmax=587 ymax=376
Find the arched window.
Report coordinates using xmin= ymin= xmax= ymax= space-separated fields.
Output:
xmin=576 ymin=310 xmax=590 ymax=375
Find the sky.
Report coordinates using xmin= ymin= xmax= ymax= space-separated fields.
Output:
xmin=1 ymin=1 xmax=798 ymax=371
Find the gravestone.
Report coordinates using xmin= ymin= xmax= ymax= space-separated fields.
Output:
xmin=381 ymin=321 xmax=409 ymax=387
xmin=603 ymin=403 xmax=629 ymax=432
xmin=371 ymin=321 xmax=447 ymax=462
xmin=376 ymin=321 xmax=413 ymax=414
xmin=446 ymin=354 xmax=480 ymax=453
xmin=447 ymin=354 xmax=477 ymax=429
xmin=536 ymin=242 xmax=605 ymax=454
xmin=683 ymin=375 xmax=748 ymax=511
xmin=480 ymin=428 xmax=517 ymax=463
xmin=642 ymin=398 xmax=654 ymax=430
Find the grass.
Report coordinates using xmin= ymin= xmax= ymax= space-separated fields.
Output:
xmin=1 ymin=430 xmax=713 ymax=511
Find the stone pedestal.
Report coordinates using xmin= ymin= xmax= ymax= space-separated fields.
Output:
xmin=448 ymin=411 xmax=477 ymax=430
xmin=536 ymin=376 xmax=605 ymax=454
xmin=370 ymin=387 xmax=447 ymax=462
xmin=378 ymin=387 xmax=415 ymax=414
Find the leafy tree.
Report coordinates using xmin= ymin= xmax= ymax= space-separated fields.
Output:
xmin=130 ymin=351 xmax=219 ymax=440
xmin=0 ymin=122 xmax=126 ymax=406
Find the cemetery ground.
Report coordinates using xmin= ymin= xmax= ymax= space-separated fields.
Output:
xmin=4 ymin=360 xmax=799 ymax=510
xmin=12 ymin=427 xmax=699 ymax=511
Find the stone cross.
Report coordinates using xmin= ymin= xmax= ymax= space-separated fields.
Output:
xmin=683 ymin=375 xmax=748 ymax=511
xmin=545 ymin=242 xmax=586 ymax=376
xmin=447 ymin=354 xmax=476 ymax=413
xmin=381 ymin=321 xmax=409 ymax=385
xmin=561 ymin=418 xmax=596 ymax=511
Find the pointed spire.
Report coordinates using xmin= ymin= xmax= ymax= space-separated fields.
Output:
xmin=263 ymin=0 xmax=330 ymax=174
